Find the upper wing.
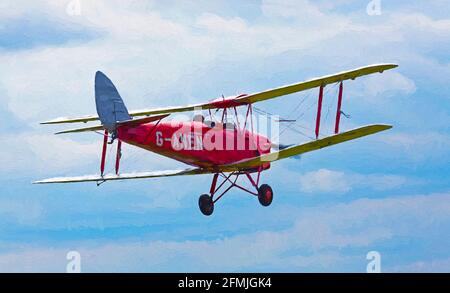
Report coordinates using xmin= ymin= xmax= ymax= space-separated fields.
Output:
xmin=41 ymin=64 xmax=397 ymax=125
xmin=41 ymin=104 xmax=211 ymax=125
xmin=217 ymin=124 xmax=392 ymax=172
xmin=33 ymin=168 xmax=209 ymax=184
xmin=236 ymin=64 xmax=398 ymax=105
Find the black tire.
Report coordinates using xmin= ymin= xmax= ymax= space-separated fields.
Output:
xmin=258 ymin=184 xmax=273 ymax=207
xmin=199 ymin=194 xmax=214 ymax=216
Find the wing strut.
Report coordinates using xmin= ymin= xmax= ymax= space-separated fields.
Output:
xmin=335 ymin=82 xmax=344 ymax=134
xmin=115 ymin=140 xmax=122 ymax=175
xmin=315 ymin=85 xmax=325 ymax=139
xmin=100 ymin=130 xmax=108 ymax=176
xmin=100 ymin=130 xmax=124 ymax=176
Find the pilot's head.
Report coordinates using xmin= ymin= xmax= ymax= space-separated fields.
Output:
xmin=193 ymin=114 xmax=205 ymax=123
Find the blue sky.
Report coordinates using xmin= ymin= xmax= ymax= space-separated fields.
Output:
xmin=0 ymin=0 xmax=449 ymax=272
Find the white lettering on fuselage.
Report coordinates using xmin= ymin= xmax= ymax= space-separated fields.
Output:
xmin=170 ymin=132 xmax=203 ymax=151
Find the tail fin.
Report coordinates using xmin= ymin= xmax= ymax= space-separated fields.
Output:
xmin=95 ymin=71 xmax=131 ymax=132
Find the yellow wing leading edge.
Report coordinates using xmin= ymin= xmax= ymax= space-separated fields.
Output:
xmin=237 ymin=64 xmax=398 ymax=104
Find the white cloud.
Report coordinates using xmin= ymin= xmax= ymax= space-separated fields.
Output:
xmin=390 ymin=13 xmax=450 ymax=33
xmin=389 ymin=258 xmax=450 ymax=273
xmin=0 ymin=129 xmax=188 ymax=180
xmin=383 ymin=132 xmax=450 ymax=150
xmin=299 ymin=169 xmax=351 ymax=193
xmin=1 ymin=191 xmax=449 ymax=272
xmin=299 ymin=169 xmax=410 ymax=194
xmin=1 ymin=0 xmax=447 ymax=125
xmin=362 ymin=72 xmax=416 ymax=98
xmin=0 ymin=132 xmax=99 ymax=175
xmin=0 ymin=199 xmax=43 ymax=224
xmin=381 ymin=132 xmax=450 ymax=163
xmin=261 ymin=0 xmax=331 ymax=23
xmin=196 ymin=13 xmax=248 ymax=33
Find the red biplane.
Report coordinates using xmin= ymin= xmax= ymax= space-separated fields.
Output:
xmin=35 ymin=64 xmax=397 ymax=216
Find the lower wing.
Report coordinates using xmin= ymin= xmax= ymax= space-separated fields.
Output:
xmin=34 ymin=124 xmax=391 ymax=184
xmin=217 ymin=124 xmax=392 ymax=172
xmin=33 ymin=168 xmax=209 ymax=184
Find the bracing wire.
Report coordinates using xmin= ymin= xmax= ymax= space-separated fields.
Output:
xmin=258 ymin=82 xmax=341 ymax=141
xmin=323 ymin=83 xmax=339 ymax=136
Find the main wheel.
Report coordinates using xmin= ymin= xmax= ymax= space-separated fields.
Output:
xmin=258 ymin=184 xmax=273 ymax=207
xmin=199 ymin=194 xmax=214 ymax=216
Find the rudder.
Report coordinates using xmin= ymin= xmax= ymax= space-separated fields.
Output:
xmin=95 ymin=71 xmax=131 ymax=132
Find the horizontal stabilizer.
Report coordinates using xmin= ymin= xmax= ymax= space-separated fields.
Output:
xmin=54 ymin=114 xmax=169 ymax=135
xmin=33 ymin=168 xmax=208 ymax=184
xmin=55 ymin=125 xmax=104 ymax=135
xmin=116 ymin=114 xmax=169 ymax=127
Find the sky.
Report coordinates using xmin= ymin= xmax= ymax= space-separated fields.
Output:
xmin=0 ymin=0 xmax=449 ymax=272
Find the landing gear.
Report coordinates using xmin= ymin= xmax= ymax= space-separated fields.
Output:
xmin=198 ymin=172 xmax=274 ymax=216
xmin=199 ymin=194 xmax=214 ymax=216
xmin=258 ymin=184 xmax=273 ymax=207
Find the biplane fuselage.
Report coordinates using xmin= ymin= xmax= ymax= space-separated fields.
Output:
xmin=117 ymin=121 xmax=272 ymax=170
